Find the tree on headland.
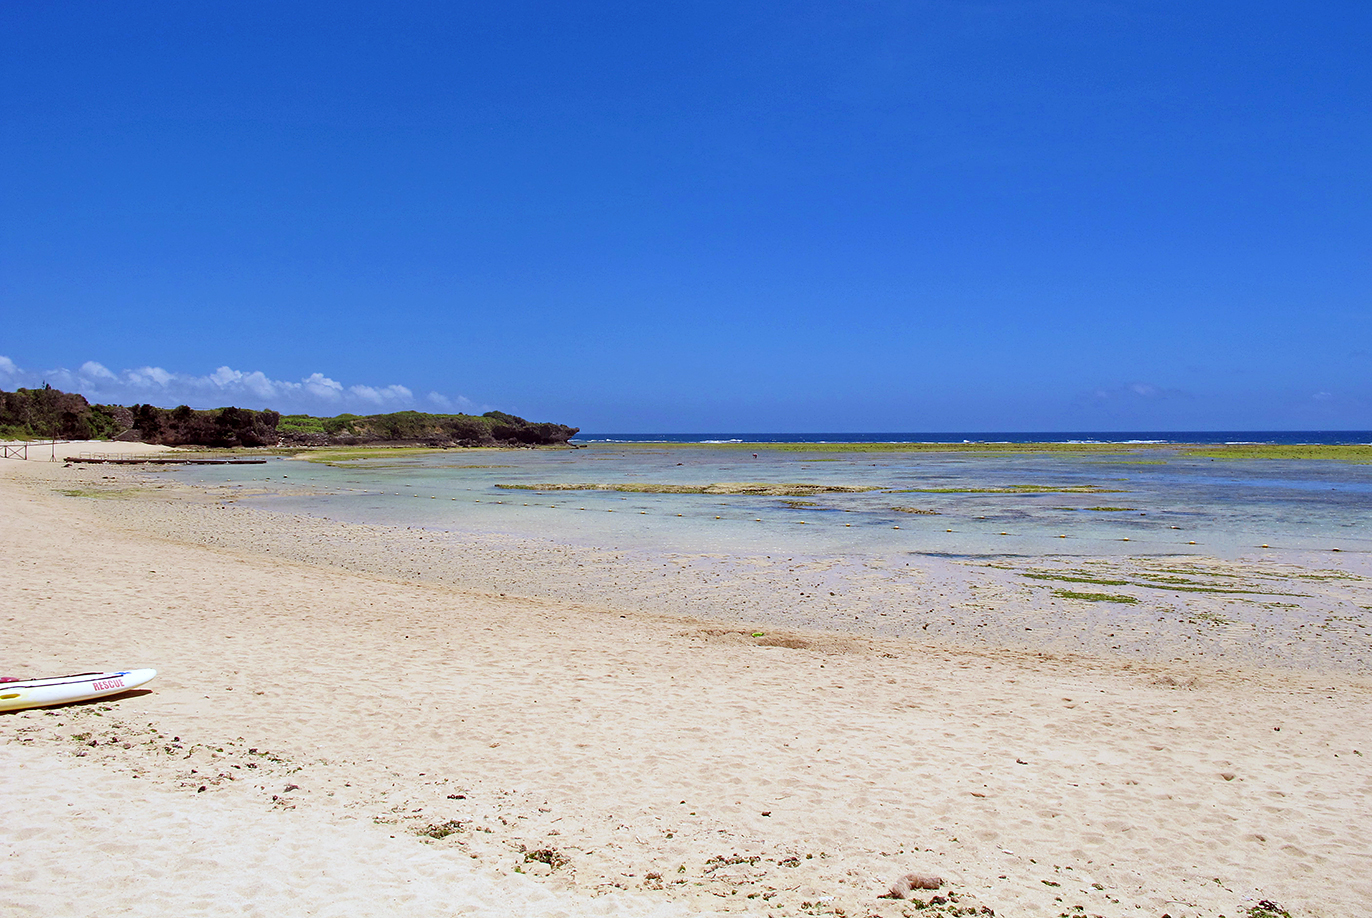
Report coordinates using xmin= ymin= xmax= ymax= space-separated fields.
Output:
xmin=1 ymin=386 xmax=578 ymax=448
xmin=0 ymin=387 xmax=127 ymax=440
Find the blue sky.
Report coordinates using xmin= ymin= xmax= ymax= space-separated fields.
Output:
xmin=2 ymin=2 xmax=1368 ymax=431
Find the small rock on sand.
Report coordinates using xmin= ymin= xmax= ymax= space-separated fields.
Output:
xmin=882 ymin=872 xmax=943 ymax=898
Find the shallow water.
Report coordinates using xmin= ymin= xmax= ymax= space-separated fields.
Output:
xmin=162 ymin=444 xmax=1372 ymax=563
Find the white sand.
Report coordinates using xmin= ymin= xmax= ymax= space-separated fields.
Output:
xmin=3 ymin=446 xmax=1371 ymax=917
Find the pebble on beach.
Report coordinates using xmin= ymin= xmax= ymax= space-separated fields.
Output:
xmin=882 ymin=872 xmax=943 ymax=898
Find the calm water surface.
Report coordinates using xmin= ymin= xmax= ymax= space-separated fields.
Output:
xmin=162 ymin=444 xmax=1372 ymax=563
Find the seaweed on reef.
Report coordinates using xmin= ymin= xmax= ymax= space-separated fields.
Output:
xmin=1053 ymin=589 xmax=1139 ymax=603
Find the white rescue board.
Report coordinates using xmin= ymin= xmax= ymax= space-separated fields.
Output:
xmin=0 ymin=669 xmax=157 ymax=712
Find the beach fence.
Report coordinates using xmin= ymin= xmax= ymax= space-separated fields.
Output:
xmin=0 ymin=440 xmax=78 ymax=461
xmin=0 ymin=442 xmax=267 ymax=464
xmin=0 ymin=440 xmax=62 ymax=460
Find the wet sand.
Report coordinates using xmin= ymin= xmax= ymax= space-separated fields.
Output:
xmin=3 ymin=445 xmax=1371 ymax=917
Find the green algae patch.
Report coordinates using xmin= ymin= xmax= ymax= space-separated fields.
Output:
xmin=1180 ymin=444 xmax=1372 ymax=462
xmin=496 ymin=482 xmax=881 ymax=496
xmin=295 ymin=446 xmax=461 ymax=465
xmin=1053 ymin=589 xmax=1138 ymax=603
xmin=1018 ymin=568 xmax=1303 ymax=598
xmin=599 ymin=441 xmax=1372 ymax=461
xmin=1022 ymin=572 xmax=1132 ymax=587
xmin=292 ymin=446 xmax=524 ymax=467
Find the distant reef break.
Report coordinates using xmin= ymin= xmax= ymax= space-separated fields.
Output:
xmin=0 ymin=386 xmax=578 ymax=448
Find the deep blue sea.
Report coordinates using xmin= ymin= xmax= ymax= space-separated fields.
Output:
xmin=573 ymin=431 xmax=1372 ymax=445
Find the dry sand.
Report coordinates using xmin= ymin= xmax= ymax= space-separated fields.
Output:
xmin=3 ymin=445 xmax=1371 ymax=918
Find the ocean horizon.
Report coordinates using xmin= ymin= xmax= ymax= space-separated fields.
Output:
xmin=572 ymin=430 xmax=1372 ymax=445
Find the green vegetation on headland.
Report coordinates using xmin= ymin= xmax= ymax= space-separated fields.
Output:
xmin=275 ymin=409 xmax=577 ymax=448
xmin=0 ymin=386 xmax=277 ymax=447
xmin=495 ymin=482 xmax=880 ymax=496
xmin=0 ymin=386 xmax=133 ymax=441
xmin=0 ymin=386 xmax=577 ymax=449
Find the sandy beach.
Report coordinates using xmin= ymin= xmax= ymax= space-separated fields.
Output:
xmin=4 ymin=445 xmax=1371 ymax=917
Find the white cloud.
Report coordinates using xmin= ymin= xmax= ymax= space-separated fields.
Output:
xmin=0 ymin=356 xmax=475 ymax=416
xmin=349 ymin=384 xmax=413 ymax=405
xmin=426 ymin=391 xmax=482 ymax=413
xmin=79 ymin=361 xmax=117 ymax=381
xmin=303 ymin=373 xmax=345 ymax=399
xmin=209 ymin=366 xmax=243 ymax=387
xmin=210 ymin=366 xmax=283 ymax=399
xmin=127 ymin=366 xmax=174 ymax=387
xmin=1091 ymin=382 xmax=1190 ymax=402
xmin=240 ymin=371 xmax=279 ymax=398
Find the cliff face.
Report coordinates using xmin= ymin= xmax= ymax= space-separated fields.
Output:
xmin=131 ymin=404 xmax=281 ymax=448
xmin=1 ymin=388 xmax=578 ymax=449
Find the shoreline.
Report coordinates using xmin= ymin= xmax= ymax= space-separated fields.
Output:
xmin=76 ymin=454 xmax=1372 ymax=675
xmin=4 ymin=450 xmax=1372 ymax=917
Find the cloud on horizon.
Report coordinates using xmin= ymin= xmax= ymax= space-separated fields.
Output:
xmin=0 ymin=356 xmax=478 ymax=416
xmin=1086 ymin=382 xmax=1195 ymax=404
